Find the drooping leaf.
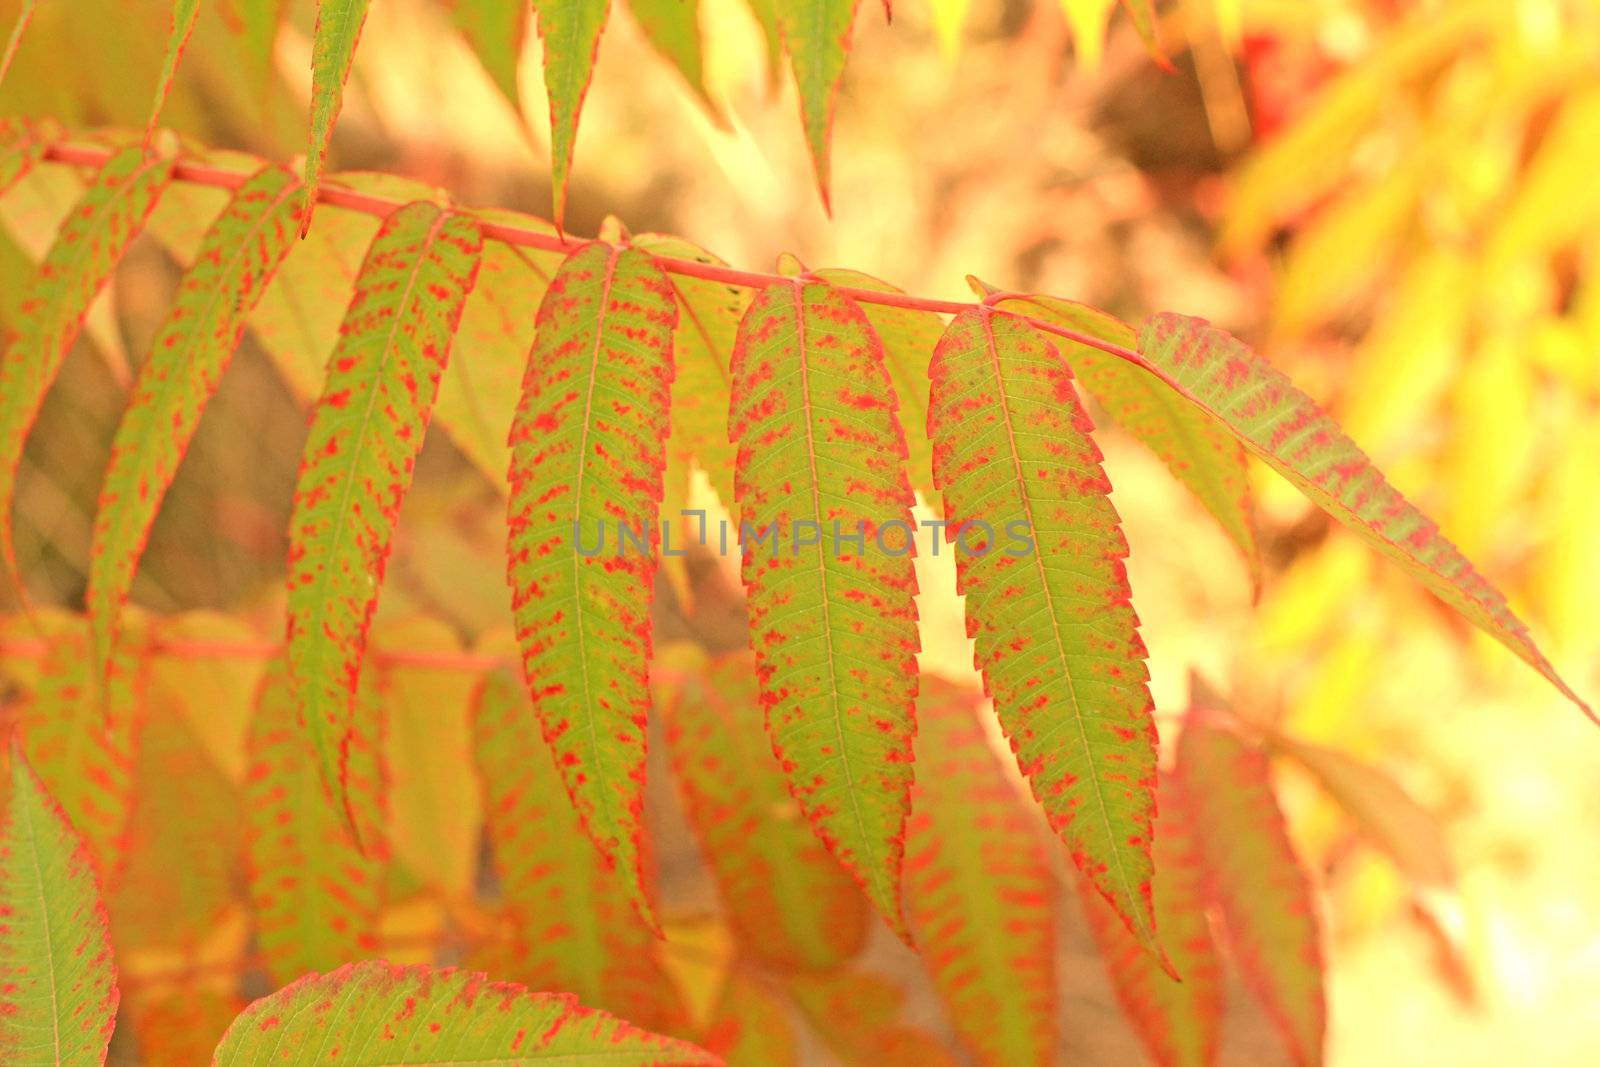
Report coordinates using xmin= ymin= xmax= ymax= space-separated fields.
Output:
xmin=700 ymin=970 xmax=799 ymax=1067
xmin=0 ymin=747 xmax=120 ymax=1067
xmin=0 ymin=116 xmax=59 ymax=199
xmin=505 ymin=241 xmax=677 ymax=929
xmin=303 ymin=0 xmax=372 ymax=235
xmin=449 ymin=0 xmax=530 ymax=116
xmin=0 ymin=145 xmax=172 ymax=605
xmin=15 ymin=616 xmax=147 ymax=880
xmin=728 ymin=276 xmax=921 ymax=939
xmin=1270 ymin=734 xmax=1454 ymax=888
xmin=146 ymin=0 xmax=204 ymax=140
xmin=470 ymin=668 xmax=686 ymax=1035
xmin=1137 ymin=313 xmax=1591 ymax=718
xmin=903 ymin=678 xmax=1057 ymax=1067
xmin=927 ymin=306 xmax=1160 ymax=956
xmin=776 ymin=0 xmax=861 ymax=211
xmin=0 ymin=0 xmax=37 ymax=88
xmin=999 ymin=295 xmax=1258 ymax=587
xmin=244 ymin=660 xmax=382 ymax=986
xmin=532 ymin=0 xmax=611 ymax=228
xmin=1179 ymin=717 xmax=1325 ymax=1067
xmin=1079 ymin=775 xmax=1223 ymax=1067
xmin=212 ymin=961 xmax=718 ymax=1065
xmin=635 ymin=232 xmax=745 ymax=521
xmin=815 ymin=268 xmax=941 ymax=499
xmin=87 ymin=164 xmax=302 ymax=688
xmin=627 ymin=0 xmax=717 ymax=116
xmin=217 ymin=0 xmax=287 ymax=90
xmin=661 ymin=651 xmax=869 ymax=971
xmin=284 ymin=201 xmax=482 ymax=824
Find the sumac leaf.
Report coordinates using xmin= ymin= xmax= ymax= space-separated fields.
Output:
xmin=927 ymin=306 xmax=1160 ymax=957
xmin=450 ymin=0 xmax=530 ymax=116
xmin=304 ymin=0 xmax=372 ymax=234
xmin=146 ymin=0 xmax=204 ymax=139
xmin=533 ymin=0 xmax=610 ymax=229
xmin=728 ymin=276 xmax=920 ymax=939
xmin=776 ymin=0 xmax=861 ymax=211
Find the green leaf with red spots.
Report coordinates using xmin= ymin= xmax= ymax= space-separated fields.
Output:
xmin=926 ymin=306 xmax=1161 ymax=959
xmin=0 ymin=0 xmax=37 ymax=88
xmin=998 ymin=295 xmax=1258 ymax=588
xmin=776 ymin=0 xmax=861 ymax=212
xmin=449 ymin=0 xmax=530 ymax=117
xmin=1079 ymin=774 xmax=1223 ymax=1067
xmin=284 ymin=201 xmax=482 ymax=827
xmin=1178 ymin=717 xmax=1325 ymax=1067
xmin=87 ymin=164 xmax=302 ymax=689
xmin=627 ymin=0 xmax=717 ymax=117
xmin=904 ymin=678 xmax=1057 ymax=1067
xmin=504 ymin=241 xmax=677 ymax=931
xmin=303 ymin=0 xmax=371 ymax=235
xmin=0 ymin=145 xmax=172 ymax=605
xmin=469 ymin=667 xmax=686 ymax=1036
xmin=0 ymin=746 xmax=120 ymax=1067
xmin=146 ymin=0 xmax=204 ymax=140
xmin=1137 ymin=313 xmax=1590 ymax=719
xmin=728 ymin=276 xmax=921 ymax=940
xmin=244 ymin=660 xmax=384 ymax=987
xmin=14 ymin=614 xmax=148 ymax=881
xmin=212 ymin=961 xmax=719 ymax=1065
xmin=533 ymin=0 xmax=611 ymax=229
xmin=661 ymin=650 xmax=869 ymax=972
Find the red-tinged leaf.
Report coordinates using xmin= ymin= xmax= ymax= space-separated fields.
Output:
xmin=1137 ymin=313 xmax=1591 ymax=718
xmin=471 ymin=662 xmax=686 ymax=1037
xmin=1271 ymin=734 xmax=1454 ymax=888
xmin=111 ymin=693 xmax=244 ymax=952
xmin=1179 ymin=718 xmax=1325 ymax=1067
xmin=635 ymin=232 xmax=745 ymax=519
xmin=213 ymin=961 xmax=719 ymax=1065
xmin=533 ymin=0 xmax=611 ymax=229
xmin=627 ymin=0 xmax=718 ymax=117
xmin=87 ymin=165 xmax=302 ymax=688
xmin=449 ymin=0 xmax=531 ymax=116
xmin=0 ymin=0 xmax=36 ymax=88
xmin=146 ymin=0 xmax=204 ymax=141
xmin=814 ymin=268 xmax=941 ymax=499
xmin=784 ymin=968 xmax=961 ymax=1067
xmin=283 ymin=201 xmax=482 ymax=824
xmin=0 ymin=145 xmax=173 ymax=605
xmin=904 ymin=678 xmax=1056 ymax=1067
xmin=1080 ymin=775 xmax=1223 ymax=1067
xmin=0 ymin=747 xmax=120 ymax=1067
xmin=999 ymin=295 xmax=1258 ymax=587
xmin=728 ymin=277 xmax=921 ymax=939
xmin=661 ymin=652 xmax=869 ymax=972
xmin=927 ymin=306 xmax=1161 ymax=957
xmin=776 ymin=0 xmax=861 ymax=211
xmin=700 ymin=971 xmax=798 ymax=1067
xmin=505 ymin=241 xmax=677 ymax=930
xmin=303 ymin=0 xmax=372 ymax=235
xmin=14 ymin=616 xmax=148 ymax=881
xmin=0 ymin=116 xmax=59 ymax=199
xmin=244 ymin=660 xmax=383 ymax=986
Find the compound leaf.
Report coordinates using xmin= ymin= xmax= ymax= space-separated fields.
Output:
xmin=0 ymin=748 xmax=120 ymax=1067
xmin=1138 ymin=313 xmax=1590 ymax=718
xmin=927 ymin=306 xmax=1160 ymax=958
xmin=88 ymin=164 xmax=302 ymax=688
xmin=1179 ymin=718 xmax=1325 ymax=1067
xmin=0 ymin=145 xmax=172 ymax=605
xmin=505 ymin=241 xmax=677 ymax=930
xmin=904 ymin=678 xmax=1057 ymax=1067
xmin=303 ymin=0 xmax=371 ymax=234
xmin=728 ymin=276 xmax=921 ymax=939
xmin=213 ymin=961 xmax=718 ymax=1065
xmin=285 ymin=201 xmax=482 ymax=825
